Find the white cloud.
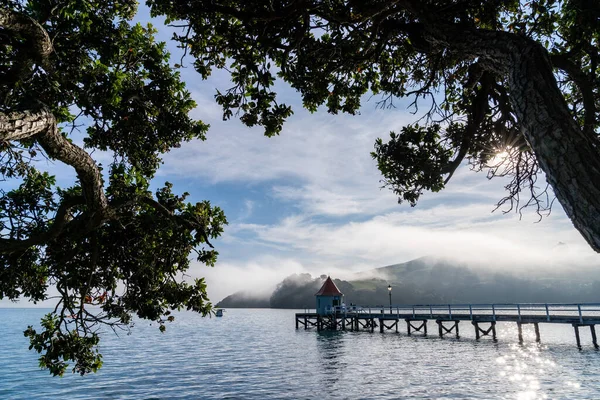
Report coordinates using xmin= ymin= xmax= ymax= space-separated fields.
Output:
xmin=231 ymin=202 xmax=597 ymax=274
xmin=160 ymin=100 xmax=412 ymax=216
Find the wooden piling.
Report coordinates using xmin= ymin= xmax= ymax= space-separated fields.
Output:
xmin=405 ymin=319 xmax=427 ymax=335
xmin=534 ymin=323 xmax=540 ymax=342
xmin=473 ymin=321 xmax=496 ymax=341
xmin=591 ymin=325 xmax=599 ymax=349
xmin=574 ymin=324 xmax=581 ymax=349
xmin=378 ymin=319 xmax=399 ymax=333
xmin=518 ymin=322 xmax=523 ymax=343
xmin=436 ymin=320 xmax=460 ymax=338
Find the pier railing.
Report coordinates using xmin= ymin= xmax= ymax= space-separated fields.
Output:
xmin=305 ymin=303 xmax=600 ymax=323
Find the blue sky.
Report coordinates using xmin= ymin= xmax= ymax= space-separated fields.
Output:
xmin=2 ymin=5 xmax=598 ymax=307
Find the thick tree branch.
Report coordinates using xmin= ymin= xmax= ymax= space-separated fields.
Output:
xmin=550 ymin=53 xmax=597 ymax=138
xmin=441 ymin=70 xmax=493 ymax=183
xmin=0 ymin=7 xmax=52 ymax=67
xmin=0 ymin=107 xmax=54 ymax=140
xmin=0 ymin=107 xmax=108 ymax=217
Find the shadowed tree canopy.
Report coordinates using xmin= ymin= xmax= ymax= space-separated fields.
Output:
xmin=148 ymin=0 xmax=600 ymax=251
xmin=0 ymin=1 xmax=226 ymax=376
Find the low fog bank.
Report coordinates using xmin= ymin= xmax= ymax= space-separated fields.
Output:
xmin=216 ymin=254 xmax=600 ymax=308
xmin=408 ymin=249 xmax=600 ymax=281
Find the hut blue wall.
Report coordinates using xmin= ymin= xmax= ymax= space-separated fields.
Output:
xmin=316 ymin=295 xmax=342 ymax=315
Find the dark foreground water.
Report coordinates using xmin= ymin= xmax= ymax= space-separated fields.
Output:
xmin=1 ymin=308 xmax=600 ymax=399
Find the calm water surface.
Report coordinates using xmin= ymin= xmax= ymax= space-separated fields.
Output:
xmin=1 ymin=308 xmax=599 ymax=399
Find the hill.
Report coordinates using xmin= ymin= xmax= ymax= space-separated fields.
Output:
xmin=216 ymin=257 xmax=600 ymax=308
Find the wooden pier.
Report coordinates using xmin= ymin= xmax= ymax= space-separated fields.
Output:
xmin=296 ymin=303 xmax=600 ymax=349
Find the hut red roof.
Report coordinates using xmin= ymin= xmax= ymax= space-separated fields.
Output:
xmin=315 ymin=276 xmax=343 ymax=296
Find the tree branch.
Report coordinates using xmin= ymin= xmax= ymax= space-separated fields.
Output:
xmin=0 ymin=107 xmax=108 ymax=215
xmin=141 ymin=197 xmax=214 ymax=248
xmin=0 ymin=195 xmax=84 ymax=254
xmin=550 ymin=53 xmax=597 ymax=139
xmin=0 ymin=7 xmax=52 ymax=69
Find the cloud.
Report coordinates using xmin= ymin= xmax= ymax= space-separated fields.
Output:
xmin=160 ymin=99 xmax=415 ymax=217
xmin=231 ymin=202 xmax=598 ymax=274
xmin=239 ymin=199 xmax=255 ymax=220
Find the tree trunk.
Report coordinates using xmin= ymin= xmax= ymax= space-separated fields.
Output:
xmin=428 ymin=27 xmax=600 ymax=252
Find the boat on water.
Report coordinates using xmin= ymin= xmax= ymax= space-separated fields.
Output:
xmin=215 ymin=309 xmax=224 ymax=317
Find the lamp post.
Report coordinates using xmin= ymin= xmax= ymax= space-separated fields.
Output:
xmin=388 ymin=284 xmax=392 ymax=313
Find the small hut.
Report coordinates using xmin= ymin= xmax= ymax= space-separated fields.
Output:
xmin=315 ymin=276 xmax=343 ymax=315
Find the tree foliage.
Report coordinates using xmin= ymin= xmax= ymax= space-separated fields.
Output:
xmin=150 ymin=0 xmax=600 ymax=251
xmin=0 ymin=1 xmax=226 ymax=376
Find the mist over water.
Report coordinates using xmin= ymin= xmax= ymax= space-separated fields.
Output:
xmin=2 ymin=308 xmax=600 ymax=399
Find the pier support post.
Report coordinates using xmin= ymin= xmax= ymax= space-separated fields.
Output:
xmin=304 ymin=316 xmax=308 ymax=330
xmin=534 ymin=323 xmax=540 ymax=342
xmin=379 ymin=319 xmax=399 ymax=333
xmin=405 ymin=319 xmax=427 ymax=336
xmin=296 ymin=317 xmax=299 ymax=329
xmin=574 ymin=324 xmax=581 ymax=349
xmin=591 ymin=325 xmax=599 ymax=349
xmin=472 ymin=321 xmax=496 ymax=341
xmin=436 ymin=320 xmax=460 ymax=338
xmin=518 ymin=322 xmax=523 ymax=343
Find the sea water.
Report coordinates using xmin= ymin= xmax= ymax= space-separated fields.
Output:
xmin=1 ymin=308 xmax=599 ymax=399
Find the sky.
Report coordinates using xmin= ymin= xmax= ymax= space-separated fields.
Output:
xmin=2 ymin=5 xmax=599 ymax=307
